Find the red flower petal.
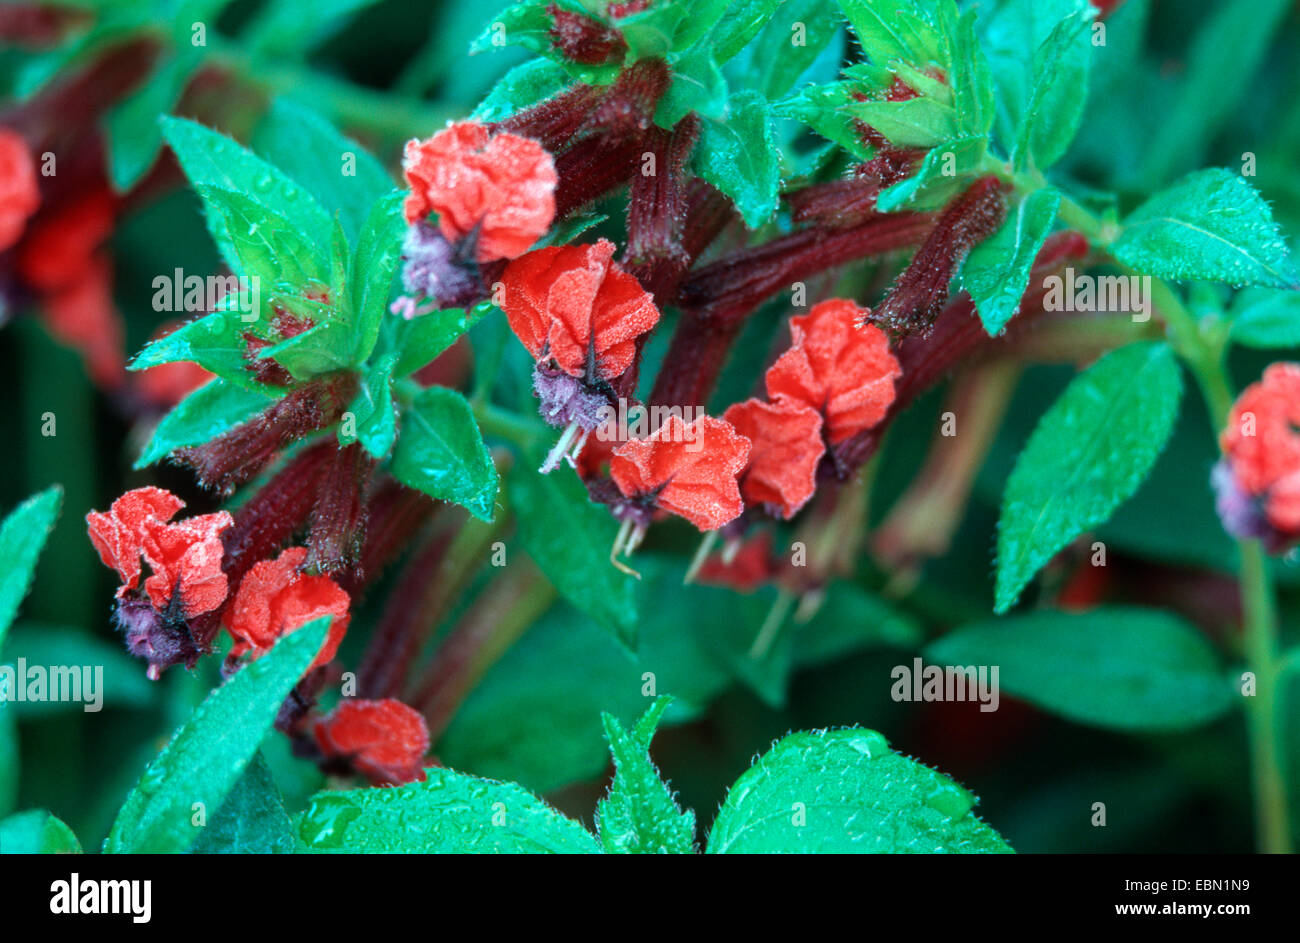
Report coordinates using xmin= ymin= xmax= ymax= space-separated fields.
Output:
xmin=722 ymin=397 xmax=825 ymax=519
xmin=500 ymin=239 xmax=660 ymax=380
xmin=16 ymin=188 xmax=115 ymax=293
xmin=610 ymin=415 xmax=751 ymax=531
xmin=765 ymin=299 xmax=900 ymax=444
xmin=0 ymin=128 xmax=40 ymax=252
xmin=697 ymin=532 xmax=778 ymax=593
xmin=402 ymin=121 xmax=557 ymax=262
xmin=224 ymin=546 xmax=350 ymax=671
xmin=313 ymin=698 xmax=429 ymax=786
xmin=1222 ymin=362 xmax=1300 ymax=495
xmin=140 ymin=512 xmax=233 ymax=618
xmin=86 ymin=487 xmax=185 ymax=594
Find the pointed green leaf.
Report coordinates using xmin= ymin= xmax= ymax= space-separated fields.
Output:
xmin=927 ymin=608 xmax=1233 ymax=733
xmin=192 ymin=184 xmax=333 ymax=292
xmin=0 ymin=487 xmax=62 ymax=652
xmin=1111 ymin=169 xmax=1299 ymax=289
xmin=129 ymin=298 xmax=269 ymax=392
xmin=391 ymin=387 xmax=498 ymax=520
xmin=136 ymin=378 xmax=274 ymax=469
xmin=253 ymin=98 xmax=393 ymax=244
xmin=693 ymin=90 xmax=779 ymax=228
xmin=349 ymin=191 xmax=406 ymax=365
xmin=995 ymin=342 xmax=1183 ymax=613
xmin=708 ymin=728 xmax=1012 ymax=853
xmin=964 ymin=187 xmax=1060 ymax=335
xmin=837 ymin=0 xmax=943 ymax=66
xmin=1229 ymin=287 xmax=1300 ymax=349
xmin=104 ymin=618 xmax=328 ymax=853
xmin=0 ymin=810 xmax=82 ymax=854
xmin=392 ymin=306 xmax=487 ymax=378
xmin=845 ymin=96 xmax=959 ymax=149
xmin=106 ymin=52 xmax=197 ymax=191
xmin=1011 ymin=10 xmax=1092 ymax=171
xmin=190 ymin=753 xmax=295 ymax=854
xmin=597 ymin=697 xmax=696 ymax=853
xmin=340 ymin=354 xmax=398 ymax=459
xmin=876 ymin=134 xmax=986 ymax=212
xmin=296 ymin=767 xmax=600 ymax=853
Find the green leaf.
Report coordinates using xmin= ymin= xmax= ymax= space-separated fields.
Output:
xmin=728 ymin=0 xmax=842 ymax=100
xmin=774 ymin=81 xmax=872 ymax=159
xmin=296 ymin=767 xmax=600 ymax=853
xmin=129 ymin=298 xmax=268 ymax=392
xmin=340 ymin=354 xmax=398 ymax=459
xmin=243 ymin=0 xmax=385 ymax=61
xmin=105 ymin=51 xmax=197 ymax=191
xmin=964 ymin=187 xmax=1060 ymax=335
xmin=253 ymin=98 xmax=394 ymax=245
xmin=0 ymin=487 xmax=62 ymax=653
xmin=191 ymin=184 xmax=334 ymax=294
xmin=926 ymin=608 xmax=1234 ymax=733
xmin=349 ymin=190 xmax=406 ymax=365
xmin=190 ymin=753 xmax=295 ymax=854
xmin=392 ymin=306 xmax=487 ymax=378
xmin=693 ymin=90 xmax=779 ymax=228
xmin=707 ymin=728 xmax=1012 ymax=853
xmin=136 ymin=378 xmax=274 ymax=468
xmin=160 ymin=116 xmax=335 ymax=271
xmin=597 ymin=697 xmax=696 ymax=853
xmin=995 ymin=342 xmax=1183 ymax=613
xmin=2 ymin=624 xmax=156 ymax=717
xmin=511 ymin=452 xmax=639 ymax=649
xmin=946 ymin=5 xmax=996 ymax=137
xmin=845 ymin=96 xmax=959 ymax=149
xmin=837 ymin=0 xmax=943 ymax=66
xmin=472 ymin=59 xmax=573 ymax=122
xmin=390 ymin=387 xmax=498 ymax=521
xmin=0 ymin=810 xmax=82 ymax=854
xmin=1111 ymin=169 xmax=1298 ymax=289
xmin=1011 ymin=10 xmax=1092 ymax=171
xmin=104 ymin=618 xmax=328 ymax=853
xmin=655 ymin=45 xmax=729 ymax=127
xmin=876 ymin=134 xmax=986 ymax=212
xmin=710 ymin=0 xmax=783 ymax=64
xmin=1229 ymin=288 xmax=1300 ymax=349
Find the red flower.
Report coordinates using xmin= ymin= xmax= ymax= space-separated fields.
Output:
xmin=1218 ymin=363 xmax=1300 ymax=542
xmin=86 ymin=486 xmax=232 ymax=617
xmin=722 ymin=397 xmax=824 ymax=519
xmin=501 ymin=239 xmax=661 ymax=471
xmin=0 ymin=128 xmax=39 ymax=252
xmin=697 ymin=532 xmax=779 ymax=593
xmin=224 ymin=546 xmax=350 ymax=672
xmin=41 ymin=252 xmax=126 ymax=390
xmin=765 ymin=299 xmax=901 ymax=444
xmin=313 ymin=698 xmax=430 ymax=786
xmin=15 ymin=188 xmax=115 ymax=293
xmin=501 ymin=238 xmax=659 ymax=381
xmin=402 ymin=121 xmax=557 ymax=262
xmin=609 ymin=414 xmax=750 ymax=532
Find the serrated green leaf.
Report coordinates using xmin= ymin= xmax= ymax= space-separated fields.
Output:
xmin=136 ymin=378 xmax=274 ymax=468
xmin=1011 ymin=10 xmax=1092 ymax=171
xmin=775 ymin=80 xmax=872 ymax=158
xmin=190 ymin=753 xmax=295 ymax=854
xmin=655 ymin=45 xmax=729 ymax=127
xmin=728 ymin=0 xmax=842 ymax=101
xmin=1229 ymin=287 xmax=1300 ymax=348
xmin=845 ymin=96 xmax=959 ymax=149
xmin=711 ymin=0 xmax=783 ymax=64
xmin=946 ymin=5 xmax=995 ymax=137
xmin=964 ymin=187 xmax=1060 ymax=335
xmin=104 ymin=619 xmax=328 ymax=854
xmin=160 ymin=116 xmax=335 ymax=272
xmin=511 ymin=451 xmax=639 ymax=649
xmin=708 ymin=728 xmax=1012 ymax=853
xmin=0 ymin=487 xmax=62 ymax=652
xmin=392 ymin=306 xmax=487 ymax=378
xmin=926 ymin=607 xmax=1234 ymax=732
xmin=1111 ymin=169 xmax=1298 ymax=289
xmin=837 ymin=0 xmax=943 ymax=66
xmin=349 ymin=190 xmax=405 ymax=365
xmin=693 ymin=90 xmax=779 ymax=228
xmin=192 ymin=184 xmax=334 ymax=293
xmin=472 ymin=59 xmax=573 ymax=122
xmin=0 ymin=810 xmax=82 ymax=854
xmin=391 ymin=387 xmax=498 ymax=520
xmin=597 ymin=696 xmax=696 ymax=853
xmin=295 ymin=767 xmax=600 ymax=853
xmin=253 ymin=99 xmax=394 ymax=245
xmin=995 ymin=342 xmax=1183 ymax=613
xmin=129 ymin=301 xmax=269 ymax=392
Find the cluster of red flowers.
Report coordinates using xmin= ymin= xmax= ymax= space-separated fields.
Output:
xmin=1215 ymin=363 xmax=1300 ymax=552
